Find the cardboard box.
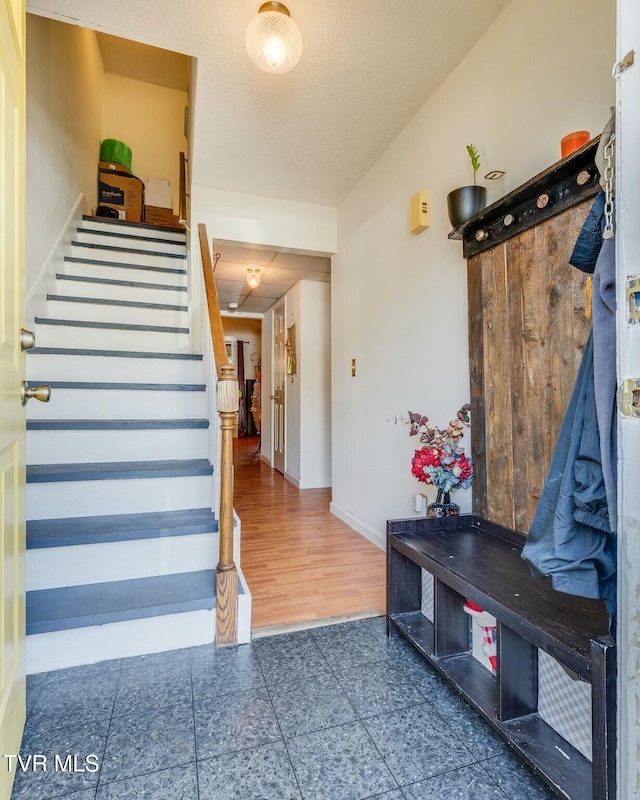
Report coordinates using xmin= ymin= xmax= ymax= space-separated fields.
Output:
xmin=98 ymin=169 xmax=143 ymax=223
xmin=144 ymin=177 xmax=172 ymax=209
xmin=144 ymin=205 xmax=174 ymax=227
xmin=98 ymin=160 xmax=128 ymax=173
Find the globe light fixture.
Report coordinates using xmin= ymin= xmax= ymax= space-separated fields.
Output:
xmin=246 ymin=2 xmax=302 ymax=74
xmin=246 ymin=268 xmax=262 ymax=289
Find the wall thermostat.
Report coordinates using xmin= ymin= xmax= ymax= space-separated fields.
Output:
xmin=410 ymin=191 xmax=430 ymax=235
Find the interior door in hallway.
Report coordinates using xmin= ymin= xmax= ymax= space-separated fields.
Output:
xmin=272 ymin=299 xmax=285 ymax=474
xmin=0 ymin=0 xmax=27 ymax=796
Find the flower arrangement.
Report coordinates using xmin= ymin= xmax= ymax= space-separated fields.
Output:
xmin=407 ymin=404 xmax=473 ymax=496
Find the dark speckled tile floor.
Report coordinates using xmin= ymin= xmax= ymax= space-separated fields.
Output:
xmin=13 ymin=617 xmax=557 ymax=800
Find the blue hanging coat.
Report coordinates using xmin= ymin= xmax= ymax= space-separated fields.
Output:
xmin=521 ymin=193 xmax=617 ymax=616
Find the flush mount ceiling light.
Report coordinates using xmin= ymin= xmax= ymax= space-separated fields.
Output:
xmin=246 ymin=268 xmax=262 ymax=289
xmin=246 ymin=2 xmax=302 ymax=74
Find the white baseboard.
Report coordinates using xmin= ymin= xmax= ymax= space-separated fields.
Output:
xmin=27 ymin=193 xmax=86 ymax=323
xmin=260 ymin=453 xmax=272 ymax=467
xmin=299 ymin=477 xmax=332 ymax=489
xmin=329 ymin=502 xmax=385 ymax=551
xmin=284 ymin=471 xmax=299 ymax=488
xmin=285 ymin=472 xmax=331 ymax=490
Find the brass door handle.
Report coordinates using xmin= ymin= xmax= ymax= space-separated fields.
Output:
xmin=21 ymin=382 xmax=51 ymax=406
xmin=20 ymin=328 xmax=36 ymax=351
xmin=270 ymin=394 xmax=277 ymax=399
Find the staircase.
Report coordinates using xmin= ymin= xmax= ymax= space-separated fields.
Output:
xmin=25 ymin=216 xmax=249 ymax=673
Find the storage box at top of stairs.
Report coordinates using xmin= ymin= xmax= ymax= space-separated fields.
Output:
xmin=98 ymin=160 xmax=128 ymax=173
xmin=144 ymin=205 xmax=174 ymax=227
xmin=97 ymin=168 xmax=143 ymax=222
xmin=144 ymin=177 xmax=172 ymax=209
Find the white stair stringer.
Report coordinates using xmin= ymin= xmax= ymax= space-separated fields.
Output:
xmin=25 ymin=216 xmax=250 ymax=672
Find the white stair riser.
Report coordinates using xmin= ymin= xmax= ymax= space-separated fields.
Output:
xmin=26 ymin=588 xmax=252 ymax=673
xmin=27 ymin=354 xmax=204 ymax=384
xmin=63 ymin=260 xmax=187 ymax=287
xmin=27 ymin=428 xmax=209 ymax=464
xmin=55 ymin=277 xmax=187 ymax=306
xmin=27 ymin=388 xmax=206 ymax=420
xmin=27 ymin=533 xmax=223 ymax=589
xmin=70 ymin=246 xmax=187 ymax=271
xmin=45 ymin=300 xmax=188 ymax=328
xmin=34 ymin=324 xmax=190 ymax=352
xmin=27 ymin=474 xmax=213 ymax=519
xmin=81 ymin=219 xmax=186 ymax=244
xmin=74 ymin=231 xmax=186 ymax=256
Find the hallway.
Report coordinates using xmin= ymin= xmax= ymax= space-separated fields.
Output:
xmin=234 ymin=437 xmax=386 ymax=630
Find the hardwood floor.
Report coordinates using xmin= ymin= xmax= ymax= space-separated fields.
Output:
xmin=234 ymin=436 xmax=386 ymax=631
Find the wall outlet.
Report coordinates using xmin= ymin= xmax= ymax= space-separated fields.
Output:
xmin=412 ymin=493 xmax=426 ymax=513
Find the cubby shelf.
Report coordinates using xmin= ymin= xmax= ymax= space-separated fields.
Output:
xmin=387 ymin=514 xmax=615 ymax=800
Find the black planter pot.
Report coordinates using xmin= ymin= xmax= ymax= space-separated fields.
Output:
xmin=447 ymin=185 xmax=487 ymax=228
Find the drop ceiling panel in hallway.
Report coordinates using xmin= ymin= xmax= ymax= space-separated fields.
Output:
xmin=215 ymin=243 xmax=331 ymax=314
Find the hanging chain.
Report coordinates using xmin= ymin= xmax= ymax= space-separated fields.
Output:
xmin=602 ymin=133 xmax=616 ymax=240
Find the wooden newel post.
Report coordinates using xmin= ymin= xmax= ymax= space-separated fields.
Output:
xmin=216 ymin=362 xmax=239 ymax=646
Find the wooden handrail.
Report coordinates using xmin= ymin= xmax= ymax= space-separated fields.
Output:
xmin=198 ymin=223 xmax=239 ymax=646
xmin=179 ymin=152 xmax=188 ymax=224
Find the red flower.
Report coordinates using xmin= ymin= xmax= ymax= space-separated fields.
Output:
xmin=411 ymin=447 xmax=441 ymax=483
xmin=456 ymin=452 xmax=473 ymax=481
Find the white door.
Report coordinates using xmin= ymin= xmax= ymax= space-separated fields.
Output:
xmin=615 ymin=2 xmax=640 ymax=798
xmin=272 ymin=299 xmax=285 ymax=474
xmin=0 ymin=0 xmax=26 ymax=796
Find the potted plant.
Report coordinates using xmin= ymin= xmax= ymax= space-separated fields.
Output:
xmin=447 ymin=144 xmax=487 ymax=228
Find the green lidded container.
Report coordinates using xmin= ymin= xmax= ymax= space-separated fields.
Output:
xmin=99 ymin=139 xmax=133 ymax=174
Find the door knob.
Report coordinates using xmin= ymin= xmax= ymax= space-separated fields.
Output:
xmin=21 ymin=382 xmax=51 ymax=406
xmin=20 ymin=328 xmax=36 ymax=351
xmin=270 ymin=395 xmax=276 ymax=399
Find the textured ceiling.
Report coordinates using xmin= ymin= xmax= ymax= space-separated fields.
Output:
xmin=27 ymin=0 xmax=511 ymax=206
xmin=214 ymin=243 xmax=330 ymax=315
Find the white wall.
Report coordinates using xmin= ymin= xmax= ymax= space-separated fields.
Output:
xmin=284 ymin=284 xmax=301 ymax=485
xmin=191 ymin=186 xmax=337 ymax=256
xmin=103 ymin=73 xmax=188 ymax=213
xmin=299 ymin=281 xmax=331 ymax=489
xmin=280 ymin=281 xmax=331 ymax=490
xmin=260 ymin=310 xmax=273 ymax=463
xmin=331 ymin=0 xmax=616 ymax=550
xmin=26 ymin=15 xmax=104 ymax=293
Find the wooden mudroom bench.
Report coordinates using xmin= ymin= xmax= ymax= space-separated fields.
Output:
xmin=387 ymin=514 xmax=615 ymax=800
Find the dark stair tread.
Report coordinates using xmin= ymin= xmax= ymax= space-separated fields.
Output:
xmin=83 ymin=214 xmax=187 ymax=235
xmin=27 ymin=508 xmax=218 ymax=549
xmin=28 ymin=381 xmax=205 ymax=391
xmin=26 ymin=570 xmax=219 ymax=634
xmin=34 ymin=317 xmax=189 ymax=334
xmin=28 ymin=347 xmax=202 ymax=360
xmin=71 ymin=240 xmax=187 ymax=260
xmin=46 ymin=294 xmax=188 ymax=312
xmin=64 ymin=255 xmax=186 ymax=275
xmin=27 ymin=459 xmax=213 ymax=483
xmin=77 ymin=227 xmax=187 ymax=247
xmin=27 ymin=419 xmax=209 ymax=431
xmin=56 ymin=274 xmax=187 ymax=292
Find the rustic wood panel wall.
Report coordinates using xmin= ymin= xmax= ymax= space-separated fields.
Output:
xmin=468 ymin=200 xmax=592 ymax=534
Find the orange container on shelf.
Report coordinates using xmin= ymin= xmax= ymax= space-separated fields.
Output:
xmin=561 ymin=130 xmax=590 ymax=158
